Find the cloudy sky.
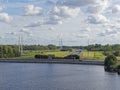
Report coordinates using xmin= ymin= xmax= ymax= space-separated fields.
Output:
xmin=0 ymin=0 xmax=120 ymax=46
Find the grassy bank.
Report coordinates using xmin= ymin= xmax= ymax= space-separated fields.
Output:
xmin=80 ymin=51 xmax=105 ymax=60
xmin=19 ymin=50 xmax=71 ymax=59
xmin=17 ymin=50 xmax=106 ymax=60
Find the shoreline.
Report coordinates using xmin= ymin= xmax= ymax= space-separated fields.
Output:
xmin=0 ymin=59 xmax=104 ymax=65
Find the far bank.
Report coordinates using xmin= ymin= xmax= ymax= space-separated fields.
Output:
xmin=0 ymin=59 xmax=104 ymax=65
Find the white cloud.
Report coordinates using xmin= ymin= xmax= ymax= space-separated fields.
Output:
xmin=47 ymin=0 xmax=58 ymax=4
xmin=98 ymin=29 xmax=118 ymax=36
xmin=44 ymin=6 xmax=80 ymax=25
xmin=48 ymin=26 xmax=55 ymax=30
xmin=45 ymin=15 xmax=63 ymax=25
xmin=7 ymin=29 xmax=33 ymax=38
xmin=87 ymin=6 xmax=103 ymax=14
xmin=80 ymin=28 xmax=91 ymax=32
xmin=6 ymin=32 xmax=17 ymax=35
xmin=0 ymin=5 xmax=3 ymax=11
xmin=46 ymin=19 xmax=63 ymax=25
xmin=105 ymin=29 xmax=117 ymax=35
xmin=24 ymin=5 xmax=42 ymax=15
xmin=26 ymin=16 xmax=62 ymax=27
xmin=103 ymin=23 xmax=120 ymax=29
xmin=98 ymin=32 xmax=106 ymax=36
xmin=26 ymin=15 xmax=63 ymax=27
xmin=55 ymin=0 xmax=110 ymax=25
xmin=0 ymin=36 xmax=4 ymax=39
xmin=51 ymin=6 xmax=80 ymax=18
xmin=112 ymin=5 xmax=120 ymax=14
xmin=87 ymin=14 xmax=109 ymax=24
xmin=57 ymin=0 xmax=107 ymax=7
xmin=75 ymin=33 xmax=89 ymax=38
xmin=87 ymin=0 xmax=109 ymax=14
xmin=0 ymin=13 xmax=13 ymax=23
xmin=26 ymin=20 xmax=44 ymax=27
xmin=20 ymin=28 xmax=31 ymax=34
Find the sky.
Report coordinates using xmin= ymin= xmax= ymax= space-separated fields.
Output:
xmin=0 ymin=0 xmax=120 ymax=46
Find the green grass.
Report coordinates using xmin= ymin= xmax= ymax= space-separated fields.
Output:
xmin=43 ymin=51 xmax=70 ymax=57
xmin=18 ymin=50 xmax=71 ymax=59
xmin=21 ymin=50 xmax=120 ymax=61
xmin=17 ymin=50 xmax=106 ymax=60
xmin=80 ymin=51 xmax=105 ymax=60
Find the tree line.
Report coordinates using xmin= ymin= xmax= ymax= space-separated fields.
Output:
xmin=0 ymin=45 xmax=20 ymax=58
xmin=71 ymin=44 xmax=120 ymax=51
xmin=71 ymin=44 xmax=120 ymax=56
xmin=1 ymin=44 xmax=120 ymax=58
xmin=22 ymin=44 xmax=120 ymax=51
xmin=23 ymin=44 xmax=57 ymax=50
xmin=23 ymin=44 xmax=120 ymax=56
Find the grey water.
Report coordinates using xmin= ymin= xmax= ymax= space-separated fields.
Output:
xmin=0 ymin=63 xmax=120 ymax=90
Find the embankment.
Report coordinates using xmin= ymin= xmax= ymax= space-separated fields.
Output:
xmin=0 ymin=59 xmax=104 ymax=65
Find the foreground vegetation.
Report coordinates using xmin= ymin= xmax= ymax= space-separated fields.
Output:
xmin=104 ymin=55 xmax=120 ymax=74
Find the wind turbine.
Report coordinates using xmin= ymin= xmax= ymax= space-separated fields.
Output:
xmin=18 ymin=35 xmax=23 ymax=55
xmin=58 ymin=33 xmax=63 ymax=50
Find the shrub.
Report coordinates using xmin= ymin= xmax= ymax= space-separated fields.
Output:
xmin=60 ymin=48 xmax=72 ymax=52
xmin=117 ymin=65 xmax=120 ymax=69
xmin=113 ymin=51 xmax=120 ymax=56
xmin=117 ymin=65 xmax=120 ymax=75
xmin=104 ymin=55 xmax=117 ymax=72
xmin=64 ymin=54 xmax=80 ymax=59
xmin=35 ymin=54 xmax=48 ymax=59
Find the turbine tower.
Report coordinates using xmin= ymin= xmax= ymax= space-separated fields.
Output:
xmin=59 ymin=37 xmax=63 ymax=50
xmin=18 ymin=35 xmax=23 ymax=55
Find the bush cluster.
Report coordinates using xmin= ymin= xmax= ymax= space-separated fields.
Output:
xmin=64 ymin=54 xmax=79 ymax=59
xmin=113 ymin=51 xmax=120 ymax=56
xmin=35 ymin=54 xmax=48 ymax=59
xmin=104 ymin=55 xmax=117 ymax=72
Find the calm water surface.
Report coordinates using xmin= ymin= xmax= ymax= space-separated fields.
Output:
xmin=0 ymin=63 xmax=120 ymax=90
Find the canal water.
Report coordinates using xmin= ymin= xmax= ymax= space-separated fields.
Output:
xmin=0 ymin=63 xmax=120 ymax=90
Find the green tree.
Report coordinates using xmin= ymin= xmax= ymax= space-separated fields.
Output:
xmin=13 ymin=48 xmax=20 ymax=57
xmin=104 ymin=55 xmax=117 ymax=71
xmin=0 ymin=45 xmax=3 ymax=58
xmin=113 ymin=51 xmax=120 ymax=56
xmin=48 ymin=44 xmax=57 ymax=50
xmin=7 ymin=46 xmax=14 ymax=57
